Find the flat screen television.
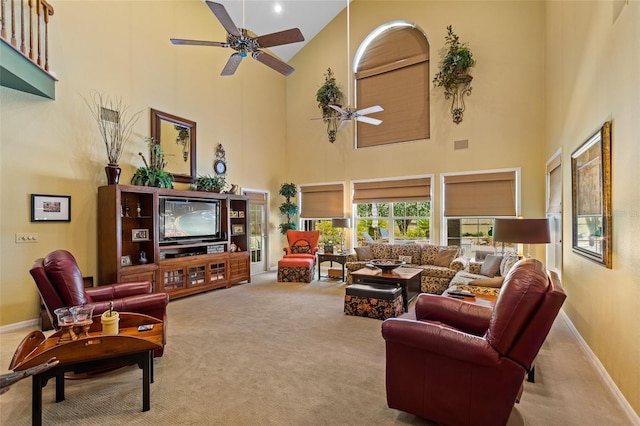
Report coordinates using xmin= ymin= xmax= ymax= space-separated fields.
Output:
xmin=159 ymin=197 xmax=221 ymax=244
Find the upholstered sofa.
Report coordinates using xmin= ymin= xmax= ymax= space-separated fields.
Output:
xmin=446 ymin=252 xmax=520 ymax=296
xmin=345 ymin=243 xmax=467 ymax=294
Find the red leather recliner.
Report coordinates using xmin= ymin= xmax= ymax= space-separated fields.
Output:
xmin=381 ymin=258 xmax=566 ymax=426
xmin=30 ymin=250 xmax=168 ymax=356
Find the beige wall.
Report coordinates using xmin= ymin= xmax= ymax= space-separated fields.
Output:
xmin=0 ymin=1 xmax=288 ymax=325
xmin=287 ymin=0 xmax=547 ymax=244
xmin=545 ymin=0 xmax=640 ymax=414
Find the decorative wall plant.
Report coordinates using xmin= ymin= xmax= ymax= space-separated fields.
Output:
xmin=433 ymin=26 xmax=476 ymax=124
xmin=131 ymin=137 xmax=174 ymax=188
xmin=316 ymin=68 xmax=344 ymax=142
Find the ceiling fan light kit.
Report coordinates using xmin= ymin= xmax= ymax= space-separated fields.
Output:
xmin=170 ymin=1 xmax=304 ymax=76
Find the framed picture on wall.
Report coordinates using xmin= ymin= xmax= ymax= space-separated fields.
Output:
xmin=571 ymin=120 xmax=612 ymax=268
xmin=31 ymin=194 xmax=71 ymax=222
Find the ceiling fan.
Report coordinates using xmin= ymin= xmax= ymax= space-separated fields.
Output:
xmin=170 ymin=1 xmax=304 ymax=76
xmin=312 ymin=0 xmax=383 ymax=136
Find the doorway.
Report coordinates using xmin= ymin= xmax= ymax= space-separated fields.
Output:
xmin=546 ymin=151 xmax=562 ymax=275
xmin=243 ymin=190 xmax=269 ymax=275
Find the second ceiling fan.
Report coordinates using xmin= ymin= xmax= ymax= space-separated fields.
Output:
xmin=170 ymin=1 xmax=304 ymax=76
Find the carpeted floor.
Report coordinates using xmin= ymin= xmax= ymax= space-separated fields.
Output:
xmin=0 ymin=272 xmax=633 ymax=425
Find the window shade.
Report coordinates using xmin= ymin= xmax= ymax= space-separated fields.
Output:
xmin=547 ymin=164 xmax=561 ymax=214
xmin=355 ymin=25 xmax=430 ymax=148
xmin=244 ymin=191 xmax=266 ymax=205
xmin=443 ymin=171 xmax=516 ymax=217
xmin=300 ymin=184 xmax=344 ymax=218
xmin=352 ymin=178 xmax=431 ymax=204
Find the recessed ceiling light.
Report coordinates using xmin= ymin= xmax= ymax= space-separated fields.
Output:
xmin=274 ymin=3 xmax=282 ymax=14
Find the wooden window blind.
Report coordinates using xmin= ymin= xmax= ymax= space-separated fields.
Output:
xmin=547 ymin=163 xmax=562 ymax=214
xmin=300 ymin=184 xmax=344 ymax=218
xmin=352 ymin=177 xmax=431 ymax=204
xmin=355 ymin=25 xmax=430 ymax=148
xmin=443 ymin=171 xmax=517 ymax=217
xmin=244 ymin=191 xmax=266 ymax=205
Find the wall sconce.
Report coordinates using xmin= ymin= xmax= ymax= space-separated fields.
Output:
xmin=445 ymin=74 xmax=473 ymax=124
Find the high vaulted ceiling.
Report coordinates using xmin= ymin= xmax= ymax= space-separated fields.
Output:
xmin=213 ymin=0 xmax=349 ymax=62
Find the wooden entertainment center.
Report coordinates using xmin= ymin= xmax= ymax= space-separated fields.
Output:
xmin=97 ymin=185 xmax=250 ymax=299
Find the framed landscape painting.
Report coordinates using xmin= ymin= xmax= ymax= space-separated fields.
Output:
xmin=571 ymin=121 xmax=612 ymax=268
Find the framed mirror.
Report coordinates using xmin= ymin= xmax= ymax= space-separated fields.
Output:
xmin=571 ymin=120 xmax=612 ymax=268
xmin=150 ymin=108 xmax=196 ymax=183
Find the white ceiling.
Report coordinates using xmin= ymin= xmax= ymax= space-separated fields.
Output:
xmin=208 ymin=0 xmax=349 ymax=62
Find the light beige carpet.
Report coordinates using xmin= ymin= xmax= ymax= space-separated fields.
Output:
xmin=0 ymin=272 xmax=633 ymax=425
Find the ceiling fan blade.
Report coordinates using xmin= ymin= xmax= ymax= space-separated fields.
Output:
xmin=328 ymin=104 xmax=348 ymax=115
xmin=252 ymin=51 xmax=295 ymax=76
xmin=356 ymin=105 xmax=384 ymax=116
xmin=206 ymin=1 xmax=241 ymax=37
xmin=356 ymin=116 xmax=382 ymax=126
xmin=170 ymin=38 xmax=228 ymax=47
xmin=256 ymin=28 xmax=305 ymax=48
xmin=337 ymin=118 xmax=350 ymax=130
xmin=221 ymin=53 xmax=243 ymax=76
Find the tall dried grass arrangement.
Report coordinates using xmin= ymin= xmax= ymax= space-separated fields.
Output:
xmin=83 ymin=91 xmax=143 ymax=165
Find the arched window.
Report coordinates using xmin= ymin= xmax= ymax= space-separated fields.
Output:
xmin=354 ymin=22 xmax=430 ymax=148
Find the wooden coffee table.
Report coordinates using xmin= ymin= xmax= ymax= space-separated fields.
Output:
xmin=351 ymin=267 xmax=422 ymax=312
xmin=9 ymin=312 xmax=163 ymax=426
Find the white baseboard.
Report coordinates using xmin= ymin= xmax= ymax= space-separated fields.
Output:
xmin=560 ymin=310 xmax=640 ymax=425
xmin=0 ymin=318 xmax=39 ymax=334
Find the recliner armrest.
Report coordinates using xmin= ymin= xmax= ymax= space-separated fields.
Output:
xmin=381 ymin=318 xmax=500 ymax=366
xmin=415 ymin=294 xmax=492 ymax=336
xmin=86 ymin=281 xmax=152 ymax=301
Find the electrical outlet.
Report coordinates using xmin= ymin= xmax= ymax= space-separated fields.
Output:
xmin=15 ymin=233 xmax=39 ymax=243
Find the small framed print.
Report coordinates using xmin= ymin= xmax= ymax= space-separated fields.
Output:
xmin=229 ymin=211 xmax=238 ymax=218
xmin=238 ymin=211 xmax=245 ymax=218
xmin=31 ymin=194 xmax=71 ymax=222
xmin=232 ymin=224 xmax=245 ymax=235
xmin=121 ymin=255 xmax=132 ymax=266
xmin=132 ymin=228 xmax=150 ymax=241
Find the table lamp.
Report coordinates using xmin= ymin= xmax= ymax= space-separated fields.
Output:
xmin=332 ymin=218 xmax=351 ymax=254
xmin=493 ymin=218 xmax=551 ymax=258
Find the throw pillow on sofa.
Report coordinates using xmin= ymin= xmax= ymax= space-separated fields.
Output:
xmin=469 ymin=276 xmax=505 ymax=288
xmin=354 ymin=246 xmax=374 ymax=261
xmin=434 ymin=248 xmax=458 ymax=267
xmin=500 ymin=253 xmax=520 ymax=276
xmin=480 ymin=255 xmax=502 ymax=277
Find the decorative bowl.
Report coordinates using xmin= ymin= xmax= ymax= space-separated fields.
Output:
xmin=368 ymin=259 xmax=405 ymax=272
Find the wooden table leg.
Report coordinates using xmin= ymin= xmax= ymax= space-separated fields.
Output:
xmin=55 ymin=372 xmax=65 ymax=402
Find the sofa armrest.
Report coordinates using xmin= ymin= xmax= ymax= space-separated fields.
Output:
xmin=381 ymin=318 xmax=500 ymax=366
xmin=346 ymin=254 xmax=359 ymax=262
xmin=450 ymin=256 xmax=468 ymax=272
xmin=86 ymin=281 xmax=152 ymax=301
xmin=414 ymin=294 xmax=492 ymax=336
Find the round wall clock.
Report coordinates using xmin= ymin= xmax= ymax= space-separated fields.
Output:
xmin=214 ymin=159 xmax=227 ymax=175
xmin=214 ymin=144 xmax=227 ymax=176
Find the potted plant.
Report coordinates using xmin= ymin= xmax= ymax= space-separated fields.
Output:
xmin=131 ymin=137 xmax=174 ymax=188
xmin=432 ymin=26 xmax=476 ymax=123
xmin=192 ymin=174 xmax=227 ymax=193
xmin=432 ymin=25 xmax=476 ymax=92
xmin=278 ymin=182 xmax=298 ymax=235
xmin=316 ymin=68 xmax=344 ymax=142
xmin=83 ymin=91 xmax=142 ymax=184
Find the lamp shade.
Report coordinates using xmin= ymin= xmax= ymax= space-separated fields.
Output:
xmin=493 ymin=218 xmax=550 ymax=244
xmin=332 ymin=218 xmax=351 ymax=228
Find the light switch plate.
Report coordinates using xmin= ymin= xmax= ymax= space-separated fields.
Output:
xmin=16 ymin=233 xmax=39 ymax=243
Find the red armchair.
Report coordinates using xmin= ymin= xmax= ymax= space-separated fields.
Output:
xmin=282 ymin=230 xmax=320 ymax=260
xmin=30 ymin=250 xmax=168 ymax=356
xmin=381 ymin=258 xmax=566 ymax=426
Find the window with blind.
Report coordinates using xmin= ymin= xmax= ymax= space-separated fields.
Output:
xmin=442 ymin=170 xmax=519 ymax=258
xmin=352 ymin=177 xmax=431 ymax=245
xmin=354 ymin=23 xmax=430 ymax=148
